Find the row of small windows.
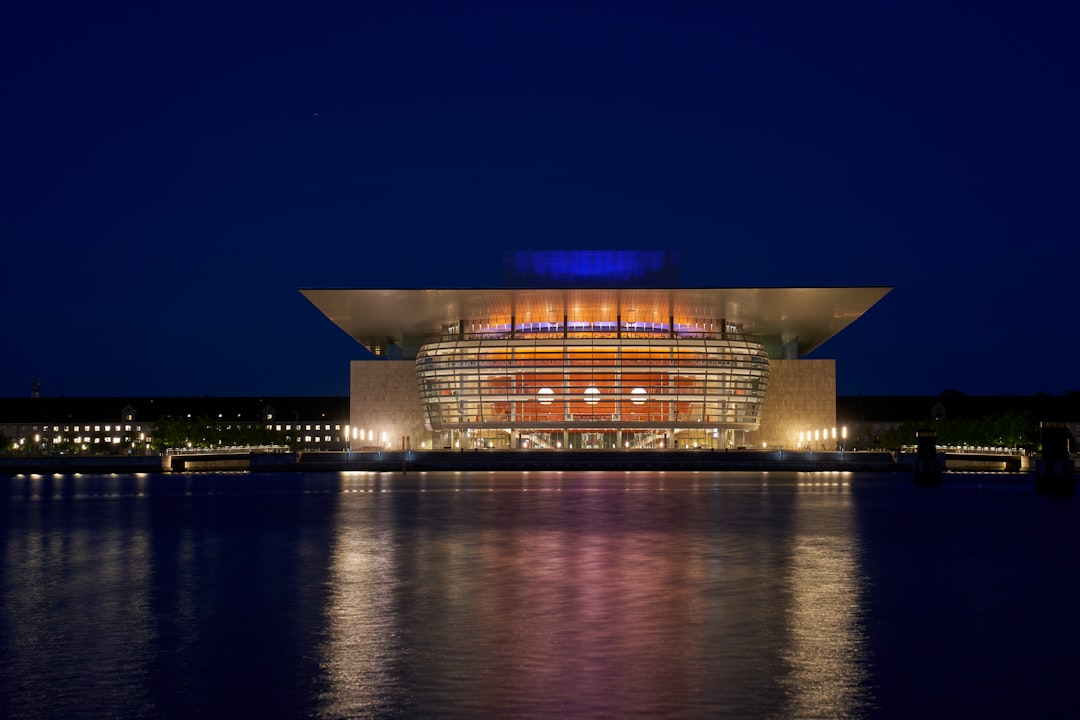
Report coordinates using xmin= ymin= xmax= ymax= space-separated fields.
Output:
xmin=266 ymin=424 xmax=342 ymax=432
xmin=23 ymin=435 xmax=344 ymax=445
xmin=4 ymin=423 xmax=343 ymax=435
xmin=14 ymin=425 xmax=143 ymax=433
xmin=443 ymin=321 xmax=745 ymax=337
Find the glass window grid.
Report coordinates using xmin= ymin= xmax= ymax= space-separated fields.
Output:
xmin=417 ymin=334 xmax=768 ymax=430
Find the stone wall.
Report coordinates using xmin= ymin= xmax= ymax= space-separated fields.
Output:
xmin=756 ymin=359 xmax=837 ymax=449
xmin=348 ymin=357 xmax=837 ymax=452
xmin=349 ymin=360 xmax=431 ymax=450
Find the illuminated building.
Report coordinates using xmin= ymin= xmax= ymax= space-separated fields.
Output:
xmin=0 ymin=396 xmax=350 ymax=453
xmin=302 ymin=251 xmax=890 ymax=450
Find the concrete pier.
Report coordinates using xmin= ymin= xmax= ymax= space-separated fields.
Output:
xmin=0 ymin=455 xmax=162 ymax=474
xmin=297 ymin=448 xmax=905 ymax=473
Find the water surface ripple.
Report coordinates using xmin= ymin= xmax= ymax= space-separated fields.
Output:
xmin=1 ymin=471 xmax=1076 ymax=719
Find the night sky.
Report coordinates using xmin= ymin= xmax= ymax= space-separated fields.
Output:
xmin=3 ymin=1 xmax=1077 ymax=399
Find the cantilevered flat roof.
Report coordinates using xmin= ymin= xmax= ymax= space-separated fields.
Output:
xmin=301 ymin=287 xmax=891 ymax=356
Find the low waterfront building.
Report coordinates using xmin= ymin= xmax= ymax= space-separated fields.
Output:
xmin=0 ymin=396 xmax=350 ymax=454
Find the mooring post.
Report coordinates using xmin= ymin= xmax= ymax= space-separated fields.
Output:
xmin=914 ymin=428 xmax=943 ymax=485
xmin=1035 ymin=422 xmax=1074 ymax=494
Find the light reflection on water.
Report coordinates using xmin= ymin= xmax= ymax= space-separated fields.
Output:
xmin=782 ymin=477 xmax=869 ymax=718
xmin=2 ymin=470 xmax=1077 ymax=719
xmin=314 ymin=471 xmax=870 ymax=719
xmin=319 ymin=496 xmax=399 ymax=718
xmin=2 ymin=492 xmax=156 ymax=718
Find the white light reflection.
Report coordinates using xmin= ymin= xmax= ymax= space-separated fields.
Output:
xmin=318 ymin=495 xmax=397 ymax=718
xmin=782 ymin=479 xmax=871 ymax=717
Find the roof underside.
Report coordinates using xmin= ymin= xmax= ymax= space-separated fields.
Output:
xmin=300 ymin=287 xmax=892 ymax=356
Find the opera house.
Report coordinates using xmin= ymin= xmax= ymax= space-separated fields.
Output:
xmin=302 ymin=251 xmax=890 ymax=452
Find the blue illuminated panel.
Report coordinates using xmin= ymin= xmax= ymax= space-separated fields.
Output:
xmin=502 ymin=250 xmax=681 ymax=288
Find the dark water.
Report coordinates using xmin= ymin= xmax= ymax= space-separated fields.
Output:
xmin=1 ymin=471 xmax=1077 ymax=719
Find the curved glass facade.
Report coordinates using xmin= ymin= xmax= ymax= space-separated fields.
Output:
xmin=416 ymin=325 xmax=769 ymax=449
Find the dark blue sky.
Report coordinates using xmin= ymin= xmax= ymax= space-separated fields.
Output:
xmin=2 ymin=1 xmax=1077 ymax=398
